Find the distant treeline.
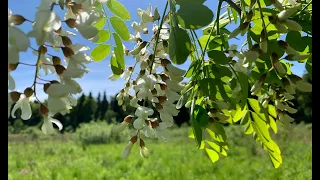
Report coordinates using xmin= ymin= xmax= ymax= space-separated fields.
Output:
xmin=8 ymin=73 xmax=311 ymax=133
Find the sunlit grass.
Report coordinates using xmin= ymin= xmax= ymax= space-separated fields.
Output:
xmin=8 ymin=124 xmax=312 ymax=180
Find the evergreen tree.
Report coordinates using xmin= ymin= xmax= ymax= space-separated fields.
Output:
xmin=100 ymin=91 xmax=109 ymax=120
xmin=94 ymin=93 xmax=101 ymax=120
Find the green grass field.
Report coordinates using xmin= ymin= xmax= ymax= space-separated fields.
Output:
xmin=8 ymin=124 xmax=312 ymax=180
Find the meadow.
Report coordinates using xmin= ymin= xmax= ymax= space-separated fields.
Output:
xmin=8 ymin=123 xmax=312 ymax=180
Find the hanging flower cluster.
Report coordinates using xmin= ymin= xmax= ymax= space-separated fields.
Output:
xmin=110 ymin=4 xmax=186 ymax=158
xmin=8 ymin=0 xmax=105 ymax=134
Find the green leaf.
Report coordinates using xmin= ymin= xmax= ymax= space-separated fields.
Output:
xmin=110 ymin=53 xmax=123 ymax=75
xmin=232 ymin=105 xmax=247 ymax=122
xmin=240 ymin=110 xmax=249 ymax=126
xmin=175 ymin=0 xmax=206 ymax=6
xmin=93 ymin=17 xmax=107 ymax=30
xmin=176 ymin=90 xmax=190 ymax=109
xmin=306 ymin=58 xmax=312 ymax=80
xmin=109 ymin=16 xmax=130 ymax=41
xmin=94 ymin=1 xmax=103 ymax=9
xmin=206 ymin=140 xmax=227 ymax=156
xmin=91 ymin=44 xmax=111 ymax=62
xmin=112 ymin=33 xmax=125 ymax=69
xmin=238 ymin=72 xmax=248 ymax=109
xmin=169 ymin=27 xmax=192 ymax=64
xmin=94 ymin=30 xmax=110 ymax=44
xmin=205 ymin=148 xmax=219 ymax=163
xmin=177 ymin=4 xmax=214 ymax=29
xmin=194 ymin=105 xmax=209 ymax=127
xmin=207 ymin=50 xmax=229 ymax=65
xmin=267 ymin=104 xmax=277 ymax=119
xmin=231 ymin=7 xmax=238 ymax=24
xmin=106 ymin=0 xmax=131 ymax=20
xmin=192 ymin=113 xmax=202 ymax=148
xmin=58 ymin=0 xmax=64 ymax=10
xmin=206 ymin=121 xmax=227 ymax=142
xmin=188 ymin=128 xmax=195 ymax=139
xmin=250 ymin=111 xmax=271 ymax=141
xmin=199 ymin=78 xmax=217 ymax=97
xmin=286 ymin=31 xmax=306 ymax=52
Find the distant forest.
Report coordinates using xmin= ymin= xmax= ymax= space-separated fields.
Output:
xmin=8 ymin=73 xmax=312 ymax=133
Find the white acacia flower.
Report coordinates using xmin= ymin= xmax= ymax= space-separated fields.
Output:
xmin=75 ymin=11 xmax=100 ymax=40
xmin=129 ymin=32 xmax=142 ymax=42
xmin=8 ymin=26 xmax=30 ymax=64
xmin=166 ymin=89 xmax=180 ymax=104
xmin=242 ymin=50 xmax=260 ymax=63
xmin=162 ymin=101 xmax=179 ymax=116
xmin=28 ymin=9 xmax=61 ymax=46
xmin=47 ymin=95 xmax=77 ymax=115
xmin=32 ymin=51 xmax=55 ymax=75
xmin=8 ymin=69 xmax=15 ymax=90
xmin=46 ymin=83 xmax=72 ymax=98
xmin=233 ymin=58 xmax=249 ymax=74
xmin=159 ymin=110 xmax=174 ymax=127
xmin=130 ymin=97 xmax=139 ymax=108
xmin=282 ymin=19 xmax=302 ymax=31
xmin=11 ymin=94 xmax=34 ymax=120
xmin=61 ymin=61 xmax=88 ymax=79
xmin=131 ymin=21 xmax=148 ymax=33
xmin=133 ymin=106 xmax=154 ymax=130
xmin=112 ymin=122 xmax=128 ymax=134
xmin=62 ymin=78 xmax=83 ymax=94
xmin=137 ymin=4 xmax=153 ymax=23
xmin=41 ymin=115 xmax=63 ymax=135
xmin=122 ymin=141 xmax=134 ymax=158
xmin=164 ymin=79 xmax=184 ymax=93
xmin=140 ymin=146 xmax=149 ymax=158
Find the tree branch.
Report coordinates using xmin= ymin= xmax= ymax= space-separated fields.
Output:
xmin=223 ymin=0 xmax=241 ymax=15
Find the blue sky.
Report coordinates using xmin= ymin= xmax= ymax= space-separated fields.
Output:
xmin=9 ymin=0 xmax=306 ymax=100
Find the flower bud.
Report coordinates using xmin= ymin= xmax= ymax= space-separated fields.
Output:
xmin=9 ymin=63 xmax=18 ymax=71
xmin=43 ymin=83 xmax=51 ymax=93
xmin=112 ymin=121 xmax=128 ymax=134
xmin=10 ymin=91 xmax=21 ymax=102
xmin=65 ymin=18 xmax=77 ymax=28
xmin=11 ymin=14 xmax=26 ymax=25
xmin=124 ymin=115 xmax=134 ymax=123
xmin=61 ymin=36 xmax=73 ymax=46
xmin=39 ymin=104 xmax=49 ymax=115
xmin=158 ymin=96 xmax=167 ymax=104
xmin=52 ymin=56 xmax=62 ymax=65
xmin=24 ymin=87 xmax=33 ymax=98
xmin=61 ymin=47 xmax=74 ymax=57
xmin=38 ymin=45 xmax=47 ymax=55
xmin=139 ymin=139 xmax=149 ymax=158
xmin=54 ymin=65 xmax=66 ymax=75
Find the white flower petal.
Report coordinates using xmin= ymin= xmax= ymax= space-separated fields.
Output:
xmin=51 ymin=118 xmax=63 ymax=131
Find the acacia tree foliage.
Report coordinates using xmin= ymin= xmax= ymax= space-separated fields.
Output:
xmin=8 ymin=0 xmax=312 ymax=168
